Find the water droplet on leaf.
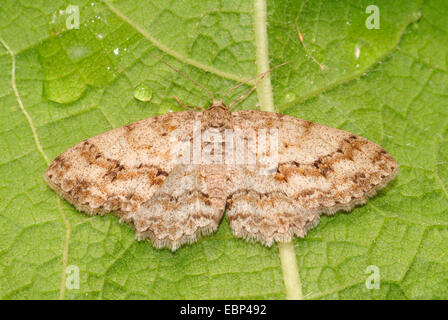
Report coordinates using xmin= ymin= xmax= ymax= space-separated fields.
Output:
xmin=134 ymin=84 xmax=152 ymax=102
xmin=67 ymin=45 xmax=90 ymax=61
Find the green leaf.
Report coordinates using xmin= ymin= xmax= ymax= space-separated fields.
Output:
xmin=0 ymin=0 xmax=446 ymax=300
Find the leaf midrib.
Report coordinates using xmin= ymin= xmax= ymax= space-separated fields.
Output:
xmin=253 ymin=0 xmax=304 ymax=300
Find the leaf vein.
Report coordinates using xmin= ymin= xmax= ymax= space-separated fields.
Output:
xmin=0 ymin=37 xmax=72 ymax=300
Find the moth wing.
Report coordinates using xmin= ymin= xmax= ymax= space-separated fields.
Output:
xmin=132 ymin=164 xmax=226 ymax=251
xmin=228 ymin=110 xmax=399 ymax=245
xmin=45 ymin=111 xmax=201 ymax=221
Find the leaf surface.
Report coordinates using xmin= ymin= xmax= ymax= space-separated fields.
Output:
xmin=0 ymin=0 xmax=446 ymax=299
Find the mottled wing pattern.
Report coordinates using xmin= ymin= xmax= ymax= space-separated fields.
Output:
xmin=132 ymin=164 xmax=228 ymax=251
xmin=45 ymin=107 xmax=399 ymax=250
xmin=227 ymin=110 xmax=399 ymax=245
xmin=45 ymin=111 xmax=201 ymax=222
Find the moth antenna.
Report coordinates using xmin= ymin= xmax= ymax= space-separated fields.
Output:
xmin=227 ymin=62 xmax=290 ymax=110
xmin=221 ymin=61 xmax=290 ymax=103
xmin=146 ymin=51 xmax=216 ymax=101
xmin=295 ymin=21 xmax=327 ymax=70
xmin=174 ymin=96 xmax=204 ymax=111
xmin=228 ymin=78 xmax=263 ymax=110
xmin=220 ymin=73 xmax=261 ymax=102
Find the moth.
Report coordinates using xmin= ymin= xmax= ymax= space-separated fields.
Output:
xmin=45 ymin=64 xmax=399 ymax=251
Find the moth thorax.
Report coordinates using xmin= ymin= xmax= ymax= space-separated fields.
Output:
xmin=202 ymin=100 xmax=232 ymax=129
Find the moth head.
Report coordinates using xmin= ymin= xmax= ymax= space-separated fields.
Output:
xmin=202 ymin=100 xmax=232 ymax=128
xmin=209 ymin=100 xmax=228 ymax=110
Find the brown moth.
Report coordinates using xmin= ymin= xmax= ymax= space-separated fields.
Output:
xmin=45 ymin=93 xmax=399 ymax=250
